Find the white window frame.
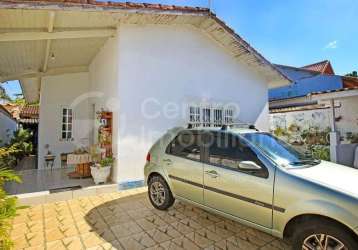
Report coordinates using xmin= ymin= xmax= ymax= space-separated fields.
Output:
xmin=61 ymin=107 xmax=73 ymax=141
xmin=187 ymin=104 xmax=234 ymax=127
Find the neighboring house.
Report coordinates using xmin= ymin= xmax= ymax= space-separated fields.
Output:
xmin=0 ymin=104 xmax=17 ymax=145
xmin=0 ymin=1 xmax=289 ymax=185
xmin=269 ymin=60 xmax=358 ymax=105
xmin=19 ymin=104 xmax=39 ymax=127
xmin=2 ymin=102 xmax=21 ymax=120
xmin=308 ymin=88 xmax=358 ymax=167
xmin=19 ymin=104 xmax=39 ymax=153
xmin=268 ymin=60 xmax=358 ymax=166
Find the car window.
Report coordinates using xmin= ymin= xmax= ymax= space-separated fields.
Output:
xmin=242 ymin=132 xmax=320 ymax=167
xmin=166 ymin=131 xmax=201 ymax=161
xmin=207 ymin=132 xmax=267 ymax=177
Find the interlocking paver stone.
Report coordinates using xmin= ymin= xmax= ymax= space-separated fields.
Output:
xmin=11 ymin=188 xmax=291 ymax=249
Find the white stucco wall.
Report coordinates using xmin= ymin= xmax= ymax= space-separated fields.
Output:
xmin=116 ymin=24 xmax=269 ymax=183
xmin=38 ymin=25 xmax=271 ymax=183
xmin=0 ymin=111 xmax=17 ymax=145
xmin=335 ymin=96 xmax=358 ymax=136
xmin=88 ymin=32 xmax=120 ymax=180
xmin=38 ymin=72 xmax=91 ymax=169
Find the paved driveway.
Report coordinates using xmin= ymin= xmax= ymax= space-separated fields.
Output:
xmin=11 ymin=187 xmax=291 ymax=249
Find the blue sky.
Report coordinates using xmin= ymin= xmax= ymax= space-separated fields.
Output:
xmin=3 ymin=0 xmax=357 ymax=99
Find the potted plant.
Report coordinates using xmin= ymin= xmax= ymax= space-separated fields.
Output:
xmin=90 ymin=156 xmax=114 ymax=185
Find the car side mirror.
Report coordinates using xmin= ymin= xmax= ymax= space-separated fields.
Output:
xmin=238 ymin=161 xmax=262 ymax=170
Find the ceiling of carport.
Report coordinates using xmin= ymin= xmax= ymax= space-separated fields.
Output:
xmin=0 ymin=9 xmax=118 ymax=102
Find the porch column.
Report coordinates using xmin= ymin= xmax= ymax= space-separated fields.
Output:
xmin=329 ymin=99 xmax=339 ymax=162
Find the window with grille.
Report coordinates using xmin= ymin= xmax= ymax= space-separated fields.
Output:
xmin=61 ymin=108 xmax=73 ymax=140
xmin=213 ymin=109 xmax=223 ymax=127
xmin=224 ymin=109 xmax=234 ymax=125
xmin=188 ymin=105 xmax=234 ymax=127
xmin=189 ymin=107 xmax=201 ymax=127
xmin=202 ymin=108 xmax=211 ymax=127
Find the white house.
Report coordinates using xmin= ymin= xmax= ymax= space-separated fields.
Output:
xmin=0 ymin=1 xmax=289 ymax=185
xmin=0 ymin=104 xmax=17 ymax=145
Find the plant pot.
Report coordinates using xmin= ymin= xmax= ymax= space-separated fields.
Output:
xmin=90 ymin=165 xmax=111 ymax=185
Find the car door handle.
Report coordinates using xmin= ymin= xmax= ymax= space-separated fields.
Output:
xmin=163 ymin=159 xmax=172 ymax=164
xmin=205 ymin=170 xmax=219 ymax=178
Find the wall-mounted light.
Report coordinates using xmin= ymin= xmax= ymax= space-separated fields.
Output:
xmin=50 ymin=52 xmax=55 ymax=61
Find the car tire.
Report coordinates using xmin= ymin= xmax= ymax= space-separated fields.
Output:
xmin=291 ymin=218 xmax=358 ymax=250
xmin=148 ymin=175 xmax=174 ymax=210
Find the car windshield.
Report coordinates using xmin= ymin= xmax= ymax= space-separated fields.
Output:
xmin=241 ymin=132 xmax=320 ymax=167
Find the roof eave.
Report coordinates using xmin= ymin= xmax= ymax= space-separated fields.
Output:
xmin=0 ymin=1 xmax=210 ymax=15
xmin=0 ymin=0 xmax=290 ymax=88
xmin=309 ymin=88 xmax=358 ymax=101
xmin=210 ymin=15 xmax=291 ymax=86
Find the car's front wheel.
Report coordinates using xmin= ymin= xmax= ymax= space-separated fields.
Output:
xmin=148 ymin=175 xmax=174 ymax=210
xmin=292 ymin=218 xmax=358 ymax=250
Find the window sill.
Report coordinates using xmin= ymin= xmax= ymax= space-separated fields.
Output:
xmin=60 ymin=138 xmax=74 ymax=142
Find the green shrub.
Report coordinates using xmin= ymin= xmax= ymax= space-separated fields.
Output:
xmin=0 ymin=145 xmax=19 ymax=169
xmin=99 ymin=156 xmax=114 ymax=167
xmin=309 ymin=145 xmax=330 ymax=161
xmin=273 ymin=127 xmax=289 ymax=137
xmin=0 ymin=168 xmax=22 ymax=249
xmin=0 ymin=129 xmax=33 ymax=169
xmin=0 ymin=135 xmax=27 ymax=249
xmin=9 ymin=129 xmax=33 ymax=161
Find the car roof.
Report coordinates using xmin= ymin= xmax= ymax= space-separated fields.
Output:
xmin=186 ymin=127 xmax=259 ymax=134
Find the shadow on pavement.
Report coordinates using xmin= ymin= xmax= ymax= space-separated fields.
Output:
xmin=84 ymin=190 xmax=291 ymax=249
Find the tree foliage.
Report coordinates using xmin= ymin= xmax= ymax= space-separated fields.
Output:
xmin=345 ymin=70 xmax=358 ymax=77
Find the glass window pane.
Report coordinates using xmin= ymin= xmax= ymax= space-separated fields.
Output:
xmin=214 ymin=109 xmax=223 ymax=127
xmin=168 ymin=131 xmax=200 ymax=160
xmin=202 ymin=108 xmax=211 ymax=127
xmin=68 ymin=109 xmax=72 ymax=116
xmin=62 ymin=132 xmax=66 ymax=139
xmin=208 ymin=133 xmax=261 ymax=170
xmin=63 ymin=109 xmax=67 ymax=115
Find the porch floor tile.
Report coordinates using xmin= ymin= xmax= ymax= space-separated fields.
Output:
xmin=10 ymin=187 xmax=292 ymax=250
xmin=5 ymin=167 xmax=95 ymax=195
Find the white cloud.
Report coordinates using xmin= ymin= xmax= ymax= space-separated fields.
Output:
xmin=324 ymin=40 xmax=338 ymax=49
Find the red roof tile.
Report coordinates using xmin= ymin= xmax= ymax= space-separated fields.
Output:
xmin=342 ymin=76 xmax=358 ymax=88
xmin=2 ymin=103 xmax=21 ymax=120
xmin=0 ymin=104 xmax=16 ymax=120
xmin=301 ymin=60 xmax=334 ymax=75
xmin=20 ymin=104 xmax=39 ymax=118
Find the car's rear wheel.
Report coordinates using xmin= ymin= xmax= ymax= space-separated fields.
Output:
xmin=148 ymin=175 xmax=174 ymax=210
xmin=291 ymin=218 xmax=358 ymax=250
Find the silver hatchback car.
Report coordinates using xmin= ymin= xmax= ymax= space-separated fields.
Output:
xmin=144 ymin=126 xmax=358 ymax=250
